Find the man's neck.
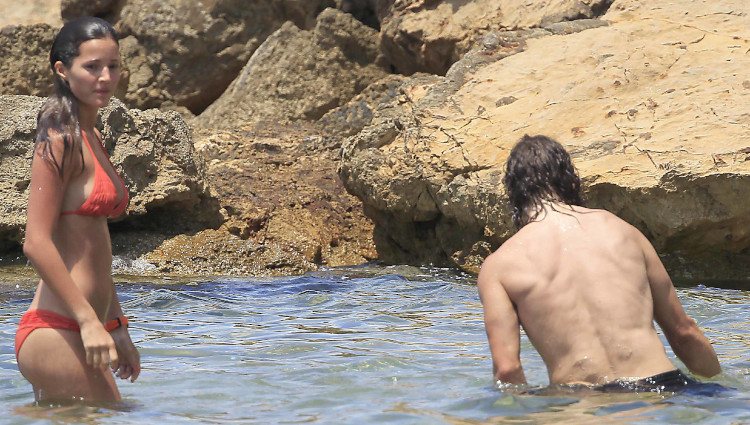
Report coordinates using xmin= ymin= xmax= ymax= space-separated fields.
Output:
xmin=524 ymin=200 xmax=576 ymax=224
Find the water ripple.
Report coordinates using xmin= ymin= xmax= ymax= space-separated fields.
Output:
xmin=0 ymin=268 xmax=747 ymax=424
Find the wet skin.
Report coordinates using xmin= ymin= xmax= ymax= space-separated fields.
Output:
xmin=479 ymin=202 xmax=720 ymax=385
xmin=19 ymin=36 xmax=140 ymax=402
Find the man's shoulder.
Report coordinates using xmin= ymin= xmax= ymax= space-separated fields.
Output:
xmin=578 ymin=206 xmax=637 ymax=229
xmin=483 ymin=232 xmax=531 ymax=270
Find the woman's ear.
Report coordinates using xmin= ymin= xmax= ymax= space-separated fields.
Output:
xmin=53 ymin=61 xmax=68 ymax=82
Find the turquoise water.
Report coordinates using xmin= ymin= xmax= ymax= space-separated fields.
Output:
xmin=0 ymin=265 xmax=748 ymax=424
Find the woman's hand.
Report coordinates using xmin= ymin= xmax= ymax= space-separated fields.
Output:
xmin=79 ymin=319 xmax=119 ymax=369
xmin=110 ymin=326 xmax=141 ymax=382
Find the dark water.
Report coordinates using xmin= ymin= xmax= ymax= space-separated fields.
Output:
xmin=0 ymin=265 xmax=748 ymax=424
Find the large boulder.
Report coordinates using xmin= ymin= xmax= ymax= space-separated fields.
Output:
xmin=98 ymin=99 xmax=222 ymax=229
xmin=134 ymin=124 xmax=378 ymax=276
xmin=340 ymin=0 xmax=750 ymax=283
xmin=0 ymin=24 xmax=57 ymax=97
xmin=114 ymin=0 xmax=335 ymax=113
xmin=380 ymin=0 xmax=614 ymax=75
xmin=196 ymin=8 xmax=389 ymax=131
xmin=0 ymin=95 xmax=221 ymax=253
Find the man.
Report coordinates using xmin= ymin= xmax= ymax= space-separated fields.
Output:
xmin=478 ymin=134 xmax=721 ymax=391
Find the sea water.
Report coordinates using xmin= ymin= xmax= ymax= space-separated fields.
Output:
xmin=0 ymin=265 xmax=748 ymax=424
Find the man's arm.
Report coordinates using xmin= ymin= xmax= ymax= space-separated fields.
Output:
xmin=637 ymin=231 xmax=721 ymax=377
xmin=477 ymin=255 xmax=526 ymax=384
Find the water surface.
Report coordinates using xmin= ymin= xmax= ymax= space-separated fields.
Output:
xmin=1 ymin=265 xmax=748 ymax=424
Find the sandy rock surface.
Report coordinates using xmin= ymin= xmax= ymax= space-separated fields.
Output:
xmin=0 ymin=0 xmax=62 ymax=29
xmin=0 ymin=25 xmax=57 ymax=97
xmin=340 ymin=0 xmax=750 ymax=281
xmin=380 ymin=0 xmax=614 ymax=75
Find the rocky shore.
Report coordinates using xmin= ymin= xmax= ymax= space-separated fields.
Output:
xmin=1 ymin=0 xmax=749 ymax=283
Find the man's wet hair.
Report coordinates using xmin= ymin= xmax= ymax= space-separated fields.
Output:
xmin=503 ymin=134 xmax=583 ymax=229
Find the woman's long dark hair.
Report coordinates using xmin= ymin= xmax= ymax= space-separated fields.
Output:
xmin=35 ymin=16 xmax=118 ymax=176
xmin=503 ymin=134 xmax=583 ymax=229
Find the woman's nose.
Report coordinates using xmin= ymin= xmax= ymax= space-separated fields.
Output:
xmin=99 ymin=67 xmax=111 ymax=82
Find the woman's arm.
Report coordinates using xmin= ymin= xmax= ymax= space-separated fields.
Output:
xmin=108 ymin=291 xmax=141 ymax=382
xmin=23 ymin=137 xmax=118 ymax=369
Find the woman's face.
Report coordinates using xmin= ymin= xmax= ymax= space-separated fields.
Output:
xmin=55 ymin=37 xmax=121 ymax=111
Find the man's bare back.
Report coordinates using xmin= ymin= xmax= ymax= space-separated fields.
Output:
xmin=479 ymin=135 xmax=720 ymax=388
xmin=481 ymin=203 xmax=678 ymax=384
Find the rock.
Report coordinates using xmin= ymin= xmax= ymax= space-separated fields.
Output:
xmin=0 ymin=95 xmax=222 ymax=253
xmin=0 ymin=96 xmax=39 ymax=252
xmin=115 ymin=0 xmax=335 ymax=113
xmin=131 ymin=121 xmax=378 ymax=276
xmin=97 ymin=98 xmax=222 ymax=230
xmin=340 ymin=0 xmax=750 ymax=282
xmin=380 ymin=0 xmax=614 ymax=75
xmin=0 ymin=0 xmax=62 ymax=29
xmin=334 ymin=0 xmax=382 ymax=29
xmin=0 ymin=23 xmax=128 ymax=100
xmin=318 ymin=74 xmax=409 ymax=137
xmin=183 ymin=124 xmax=377 ymax=275
xmin=196 ymin=8 xmax=388 ymax=131
xmin=135 ymin=229 xmax=317 ymax=277
xmin=0 ymin=24 xmax=57 ymax=97
xmin=61 ymin=0 xmax=120 ymax=20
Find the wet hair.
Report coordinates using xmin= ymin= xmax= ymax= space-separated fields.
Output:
xmin=503 ymin=134 xmax=583 ymax=229
xmin=35 ymin=17 xmax=119 ymax=176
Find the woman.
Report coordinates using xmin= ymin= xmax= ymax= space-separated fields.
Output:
xmin=16 ymin=17 xmax=140 ymax=403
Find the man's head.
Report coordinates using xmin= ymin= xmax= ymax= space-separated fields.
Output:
xmin=503 ymin=134 xmax=583 ymax=228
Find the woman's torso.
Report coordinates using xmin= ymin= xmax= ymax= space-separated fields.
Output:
xmin=29 ymin=129 xmax=127 ymax=320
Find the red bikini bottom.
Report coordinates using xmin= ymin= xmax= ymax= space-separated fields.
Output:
xmin=15 ymin=309 xmax=128 ymax=358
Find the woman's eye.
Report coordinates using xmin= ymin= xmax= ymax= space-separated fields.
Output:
xmin=109 ymin=64 xmax=120 ymax=70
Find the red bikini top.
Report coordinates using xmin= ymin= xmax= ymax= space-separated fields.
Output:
xmin=61 ymin=130 xmax=129 ymax=218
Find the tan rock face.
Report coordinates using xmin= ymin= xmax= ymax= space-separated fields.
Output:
xmin=0 ymin=95 xmax=221 ymax=253
xmin=380 ymin=0 xmax=613 ymax=75
xmin=195 ymin=8 xmax=389 ymax=131
xmin=0 ymin=96 xmax=38 ymax=252
xmin=0 ymin=0 xmax=62 ymax=29
xmin=340 ymin=0 xmax=750 ymax=282
xmin=0 ymin=24 xmax=57 ymax=97
xmin=115 ymin=0 xmax=335 ymax=113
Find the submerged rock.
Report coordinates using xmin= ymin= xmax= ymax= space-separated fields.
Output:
xmin=340 ymin=0 xmax=750 ymax=282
